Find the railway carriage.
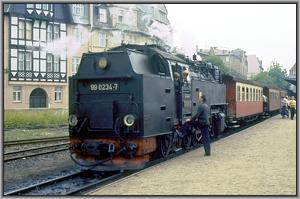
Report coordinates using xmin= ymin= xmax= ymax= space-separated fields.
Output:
xmin=280 ymin=90 xmax=288 ymax=99
xmin=223 ymin=75 xmax=264 ymax=121
xmin=263 ymin=85 xmax=282 ymax=113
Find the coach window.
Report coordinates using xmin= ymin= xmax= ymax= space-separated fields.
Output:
xmin=241 ymin=86 xmax=245 ymax=101
xmin=237 ymin=85 xmax=241 ymax=102
xmin=259 ymin=90 xmax=262 ymax=101
xmin=246 ymin=87 xmax=249 ymax=101
xmin=256 ymin=89 xmax=259 ymax=101
xmin=250 ymin=88 xmax=253 ymax=101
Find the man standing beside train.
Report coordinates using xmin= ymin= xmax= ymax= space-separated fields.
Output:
xmin=186 ymin=93 xmax=211 ymax=156
xmin=289 ymin=96 xmax=296 ymax=120
xmin=281 ymin=97 xmax=289 ymax=119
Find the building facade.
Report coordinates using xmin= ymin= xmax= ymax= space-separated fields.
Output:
xmin=197 ymin=47 xmax=248 ymax=78
xmin=289 ymin=63 xmax=296 ymax=78
xmin=3 ymin=4 xmax=173 ymax=110
xmin=247 ymin=55 xmax=263 ymax=79
xmin=4 ymin=4 xmax=71 ymax=110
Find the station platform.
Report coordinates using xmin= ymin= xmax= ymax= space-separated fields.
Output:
xmin=89 ymin=115 xmax=296 ymax=195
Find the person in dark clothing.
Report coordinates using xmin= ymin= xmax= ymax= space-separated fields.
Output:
xmin=181 ymin=93 xmax=211 ymax=156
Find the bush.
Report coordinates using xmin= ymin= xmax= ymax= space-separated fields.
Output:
xmin=4 ymin=109 xmax=68 ymax=129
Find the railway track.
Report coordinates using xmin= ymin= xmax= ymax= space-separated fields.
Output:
xmin=4 ymin=115 xmax=273 ymax=195
xmin=4 ymin=143 xmax=69 ymax=162
xmin=4 ymin=170 xmax=123 ymax=195
xmin=4 ymin=136 xmax=69 ymax=147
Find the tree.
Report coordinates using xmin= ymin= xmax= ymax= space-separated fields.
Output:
xmin=253 ymin=61 xmax=288 ymax=89
xmin=205 ymin=55 xmax=229 ymax=74
xmin=205 ymin=55 xmax=243 ymax=77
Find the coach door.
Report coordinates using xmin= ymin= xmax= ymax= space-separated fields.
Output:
xmin=29 ymin=88 xmax=48 ymax=108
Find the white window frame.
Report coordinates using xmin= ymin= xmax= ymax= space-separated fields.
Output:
xmin=159 ymin=10 xmax=166 ymax=23
xmin=18 ymin=52 xmax=25 ymax=70
xmin=53 ymin=25 xmax=59 ymax=40
xmin=99 ymin=33 xmax=107 ymax=48
xmin=36 ymin=4 xmax=41 ymax=9
xmin=25 ymin=52 xmax=32 ymax=71
xmin=118 ymin=10 xmax=124 ymax=24
xmin=25 ymin=21 xmax=32 ymax=40
xmin=19 ymin=20 xmax=25 ymax=39
xmin=54 ymin=87 xmax=63 ymax=102
xmin=53 ymin=55 xmax=59 ymax=72
xmin=241 ymin=86 xmax=245 ymax=101
xmin=99 ymin=8 xmax=107 ymax=23
xmin=74 ymin=27 xmax=83 ymax=42
xmin=47 ymin=24 xmax=53 ymax=42
xmin=12 ymin=86 xmax=22 ymax=102
xmin=237 ymin=85 xmax=240 ymax=102
xmin=46 ymin=54 xmax=53 ymax=72
xmin=42 ymin=4 xmax=49 ymax=10
xmin=27 ymin=4 xmax=34 ymax=9
xmin=72 ymin=57 xmax=81 ymax=74
xmin=73 ymin=4 xmax=84 ymax=16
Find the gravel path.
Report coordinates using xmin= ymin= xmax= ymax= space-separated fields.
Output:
xmin=90 ymin=115 xmax=296 ymax=195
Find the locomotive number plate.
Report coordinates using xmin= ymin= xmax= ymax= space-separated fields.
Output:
xmin=90 ymin=83 xmax=119 ymax=91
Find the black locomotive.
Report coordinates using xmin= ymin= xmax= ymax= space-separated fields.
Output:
xmin=68 ymin=44 xmax=228 ymax=170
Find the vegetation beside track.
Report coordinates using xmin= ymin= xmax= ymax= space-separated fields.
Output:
xmin=4 ymin=127 xmax=69 ymax=142
xmin=4 ymin=109 xmax=68 ymax=129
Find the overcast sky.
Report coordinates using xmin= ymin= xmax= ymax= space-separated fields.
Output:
xmin=166 ymin=4 xmax=296 ymax=71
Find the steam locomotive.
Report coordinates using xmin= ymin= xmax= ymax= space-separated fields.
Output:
xmin=68 ymin=44 xmax=285 ymax=171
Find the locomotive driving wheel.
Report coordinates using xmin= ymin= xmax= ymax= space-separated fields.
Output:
xmin=158 ymin=134 xmax=172 ymax=158
xmin=182 ymin=133 xmax=192 ymax=149
xmin=191 ymin=128 xmax=202 ymax=147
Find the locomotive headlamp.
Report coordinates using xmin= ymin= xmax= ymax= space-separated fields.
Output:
xmin=98 ymin=57 xmax=108 ymax=69
xmin=69 ymin=114 xmax=78 ymax=127
xmin=123 ymin=114 xmax=135 ymax=127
